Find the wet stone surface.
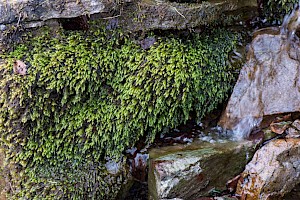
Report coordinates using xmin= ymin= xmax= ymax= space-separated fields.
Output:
xmin=235 ymin=116 xmax=300 ymax=200
xmin=236 ymin=138 xmax=300 ymax=200
xmin=148 ymin=139 xmax=255 ymax=200
xmin=219 ymin=24 xmax=300 ymax=139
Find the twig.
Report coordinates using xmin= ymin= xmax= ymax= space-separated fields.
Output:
xmin=101 ymin=15 xmax=121 ymax=20
xmin=171 ymin=6 xmax=186 ymax=19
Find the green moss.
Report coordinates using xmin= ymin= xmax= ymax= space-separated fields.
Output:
xmin=0 ymin=26 xmax=241 ymax=199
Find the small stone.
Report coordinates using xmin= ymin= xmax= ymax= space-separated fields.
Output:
xmin=0 ymin=24 xmax=6 ymax=31
xmin=13 ymin=60 xmax=27 ymax=76
xmin=292 ymin=119 xmax=300 ymax=131
xmin=140 ymin=37 xmax=156 ymax=50
xmin=286 ymin=128 xmax=300 ymax=138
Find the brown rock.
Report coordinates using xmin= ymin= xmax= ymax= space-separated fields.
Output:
xmin=219 ymin=27 xmax=300 ymax=138
xmin=236 ymin=139 xmax=300 ymax=200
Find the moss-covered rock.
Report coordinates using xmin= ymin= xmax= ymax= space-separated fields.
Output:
xmin=0 ymin=26 xmax=241 ymax=199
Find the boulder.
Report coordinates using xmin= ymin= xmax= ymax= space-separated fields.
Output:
xmin=148 ymin=140 xmax=255 ymax=200
xmin=236 ymin=138 xmax=300 ymax=200
xmin=219 ymin=27 xmax=300 ymax=139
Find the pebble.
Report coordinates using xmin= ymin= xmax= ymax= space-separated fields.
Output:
xmin=292 ymin=119 xmax=300 ymax=131
xmin=286 ymin=127 xmax=300 ymax=138
xmin=0 ymin=24 xmax=6 ymax=31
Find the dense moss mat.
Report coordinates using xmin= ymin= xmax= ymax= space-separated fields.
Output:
xmin=0 ymin=27 xmax=240 ymax=198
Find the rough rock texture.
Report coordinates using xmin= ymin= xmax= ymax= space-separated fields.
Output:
xmin=0 ymin=0 xmax=257 ymax=28
xmin=148 ymin=140 xmax=255 ymax=200
xmin=115 ymin=0 xmax=257 ymax=31
xmin=0 ymin=0 xmax=106 ymax=25
xmin=0 ymin=0 xmax=257 ymax=51
xmin=236 ymin=138 xmax=300 ymax=200
xmin=219 ymin=27 xmax=300 ymax=139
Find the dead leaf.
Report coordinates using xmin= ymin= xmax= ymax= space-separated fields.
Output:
xmin=13 ymin=60 xmax=27 ymax=75
xmin=270 ymin=121 xmax=291 ymax=134
xmin=274 ymin=113 xmax=292 ymax=123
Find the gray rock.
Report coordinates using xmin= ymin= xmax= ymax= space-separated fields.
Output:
xmin=116 ymin=0 xmax=257 ymax=32
xmin=148 ymin=140 xmax=255 ymax=200
xmin=219 ymin=27 xmax=300 ymax=139
xmin=0 ymin=0 xmax=257 ymax=29
xmin=236 ymin=138 xmax=300 ymax=200
xmin=0 ymin=0 xmax=257 ymax=52
xmin=287 ymin=127 xmax=300 ymax=138
xmin=0 ymin=0 xmax=105 ymax=25
xmin=0 ymin=24 xmax=6 ymax=31
xmin=292 ymin=119 xmax=300 ymax=131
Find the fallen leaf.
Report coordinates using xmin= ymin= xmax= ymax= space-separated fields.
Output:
xmin=13 ymin=60 xmax=27 ymax=75
xmin=270 ymin=121 xmax=291 ymax=134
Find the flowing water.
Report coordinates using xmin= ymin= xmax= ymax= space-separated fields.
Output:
xmin=219 ymin=2 xmax=300 ymax=140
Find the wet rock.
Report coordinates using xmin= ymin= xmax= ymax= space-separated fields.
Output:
xmin=148 ymin=140 xmax=255 ymax=200
xmin=219 ymin=26 xmax=300 ymax=139
xmin=236 ymin=138 xmax=300 ymax=200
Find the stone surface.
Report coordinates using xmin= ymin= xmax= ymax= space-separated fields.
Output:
xmin=115 ymin=0 xmax=257 ymax=32
xmin=0 ymin=0 xmax=106 ymax=25
xmin=236 ymin=138 xmax=300 ymax=200
xmin=219 ymin=26 xmax=300 ymax=139
xmin=292 ymin=119 xmax=300 ymax=131
xmin=148 ymin=140 xmax=255 ymax=200
xmin=0 ymin=0 xmax=257 ymax=27
xmin=0 ymin=0 xmax=258 ymax=52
